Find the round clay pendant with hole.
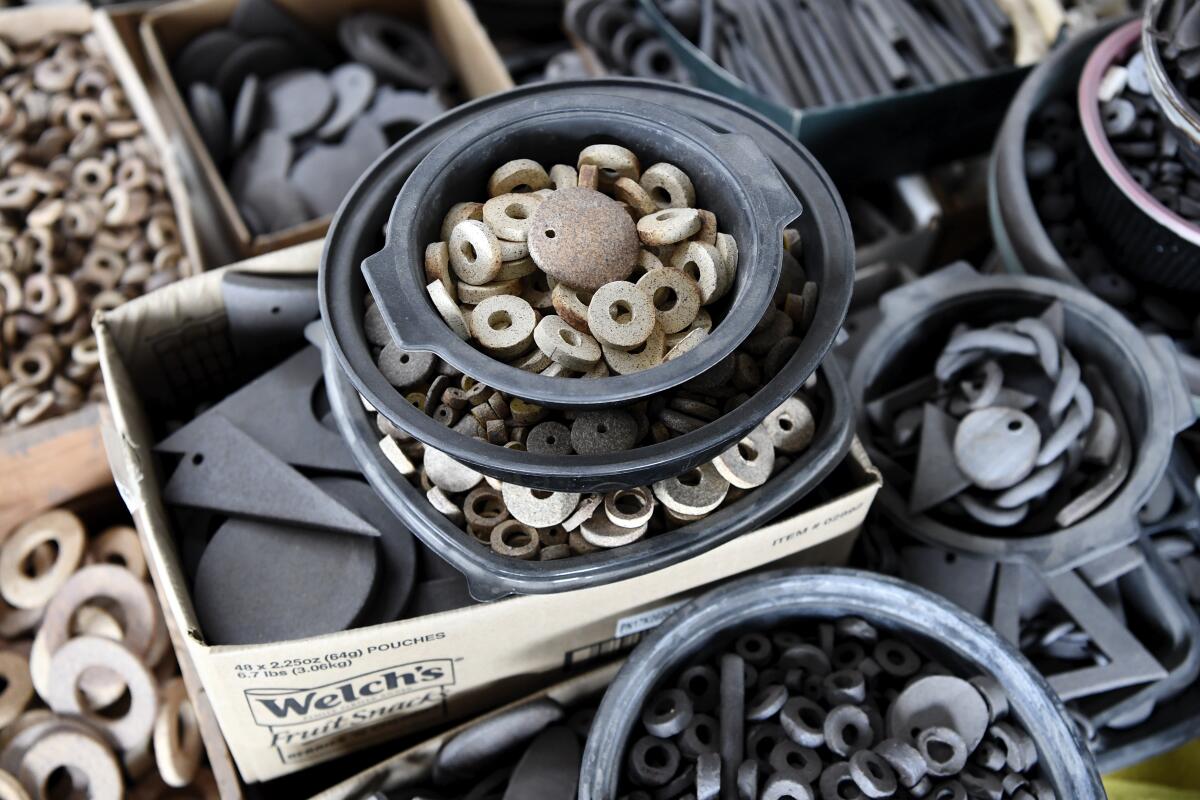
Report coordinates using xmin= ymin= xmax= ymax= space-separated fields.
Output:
xmin=953 ymin=408 xmax=1041 ymax=491
xmin=527 ymin=187 xmax=639 ymax=291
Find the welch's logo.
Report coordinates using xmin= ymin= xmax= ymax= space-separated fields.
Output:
xmin=245 ymin=660 xmax=454 ymax=727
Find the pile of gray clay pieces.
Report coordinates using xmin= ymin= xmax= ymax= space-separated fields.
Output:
xmin=171 ymin=0 xmax=450 ymax=234
xmin=622 ymin=616 xmax=1057 ymax=800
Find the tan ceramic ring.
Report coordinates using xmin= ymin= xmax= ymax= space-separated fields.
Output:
xmin=39 ymin=564 xmax=158 ymax=666
xmin=0 ymin=769 xmax=30 ymax=800
xmin=0 ymin=510 xmax=85 ymax=609
xmin=44 ymin=635 xmax=158 ymax=752
xmin=153 ymin=677 xmax=201 ymax=787
xmin=87 ymin=526 xmax=146 ymax=580
xmin=17 ymin=728 xmax=122 ymax=800
xmin=0 ymin=653 xmax=32 ymax=730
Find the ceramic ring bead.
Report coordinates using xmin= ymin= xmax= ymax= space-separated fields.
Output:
xmin=652 ymin=462 xmax=729 ymax=515
xmin=636 ymin=267 xmax=701 ymax=334
xmin=448 ymin=220 xmax=503 ymax=285
xmin=483 ymin=193 xmax=543 ymax=243
xmin=500 ymin=483 xmax=580 ymax=528
xmin=0 ymin=510 xmax=86 ymax=609
xmin=637 ymin=207 xmax=701 ymax=246
xmin=489 ymin=520 xmax=541 ymax=560
xmin=152 ymin=677 xmax=202 ymax=787
xmin=587 ymin=281 xmax=656 ymax=348
xmin=44 ymin=635 xmax=158 ymax=751
xmin=640 ymin=162 xmax=696 ymax=209
xmin=534 ymin=315 xmax=602 ymax=371
xmin=487 ymin=159 xmax=551 ymax=197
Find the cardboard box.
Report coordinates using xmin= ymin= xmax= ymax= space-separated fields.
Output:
xmin=139 ymin=0 xmax=514 ymax=258
xmin=315 ymin=663 xmax=622 ymax=800
xmin=95 ymin=243 xmax=881 ymax=783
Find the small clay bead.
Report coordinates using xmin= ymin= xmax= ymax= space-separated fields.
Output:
xmin=500 ymin=483 xmax=580 ymax=528
xmin=551 ymin=283 xmax=593 ymax=332
xmin=0 ymin=510 xmax=86 ymax=609
xmin=487 ymin=159 xmax=550 ymax=196
xmin=578 ymin=143 xmax=640 ymax=185
xmin=579 ymin=504 xmax=648 ymax=548
xmin=457 ymin=277 xmax=522 ymax=305
xmin=548 ymin=163 xmax=577 ymax=190
xmin=440 ymin=201 xmax=483 ymax=241
xmin=489 ymin=520 xmax=541 ymax=560
xmin=587 ymin=281 xmax=656 ymax=348
xmin=483 ymin=192 xmax=543 ymax=242
xmin=448 ymin=220 xmax=502 ymax=285
xmin=665 ymin=329 xmax=708 ymax=362
xmin=614 ymin=176 xmax=658 ymax=217
xmin=670 ymin=241 xmax=725 ymax=304
xmin=714 ymin=424 xmax=775 ymax=489
xmin=602 ymin=323 xmax=665 ymax=375
xmin=638 ymin=207 xmax=702 ymax=246
xmin=424 ymin=241 xmax=456 ymax=297
xmin=604 ymin=487 xmax=655 ymax=528
xmin=653 ymin=463 xmax=730 ymax=516
xmin=571 ymin=409 xmax=639 ymax=455
xmin=640 ymin=162 xmax=696 ymax=208
xmin=534 ymin=315 xmax=602 ymax=370
xmin=637 ymin=267 xmax=701 ymax=334
xmin=577 ymin=163 xmax=599 ymax=190
xmin=695 ymin=209 xmax=717 ymax=245
xmin=379 ymin=343 xmax=435 ymax=389
xmin=426 ymin=280 xmax=470 ymax=340
xmin=765 ymin=396 xmax=816 ymax=454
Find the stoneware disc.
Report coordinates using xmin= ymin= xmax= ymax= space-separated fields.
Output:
xmin=229 ymin=73 xmax=261 ymax=154
xmin=291 ymin=117 xmax=387 ymax=217
xmin=527 ymin=187 xmax=639 ymax=291
xmin=173 ymin=29 xmax=245 ymax=89
xmin=214 ymin=37 xmax=303 ymax=101
xmin=193 ymin=517 xmax=378 ymax=645
xmin=261 ymin=69 xmax=335 ymax=139
xmin=188 ymin=83 xmax=229 ymax=165
xmin=317 ymin=63 xmax=377 ymax=141
xmin=953 ymin=407 xmax=1041 ymax=491
xmin=886 ymin=675 xmax=990 ymax=752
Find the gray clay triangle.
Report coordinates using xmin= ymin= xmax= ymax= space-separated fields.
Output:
xmin=161 ymin=412 xmax=377 ymax=537
xmin=909 ymin=402 xmax=972 ymax=514
xmin=158 ymin=346 xmax=356 ymax=474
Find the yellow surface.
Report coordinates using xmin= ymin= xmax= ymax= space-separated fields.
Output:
xmin=1106 ymin=741 xmax=1200 ymax=799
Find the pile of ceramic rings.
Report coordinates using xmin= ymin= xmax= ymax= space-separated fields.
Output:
xmin=425 ymin=144 xmax=739 ymax=378
xmin=0 ymin=508 xmax=213 ymax=798
xmin=367 ymin=227 xmax=820 ymax=561
xmin=378 ymin=387 xmax=817 ymax=561
xmin=0 ymin=31 xmax=188 ymax=431
xmin=622 ymin=616 xmax=1056 ymax=800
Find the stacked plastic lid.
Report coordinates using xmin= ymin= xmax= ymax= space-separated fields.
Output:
xmin=320 ymin=79 xmax=856 ymax=599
